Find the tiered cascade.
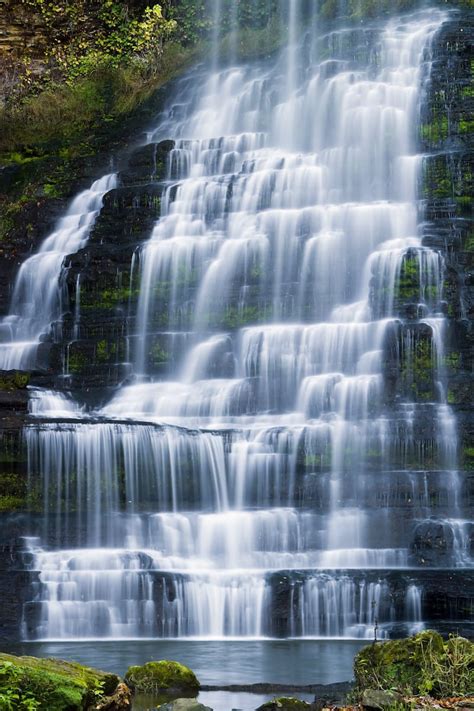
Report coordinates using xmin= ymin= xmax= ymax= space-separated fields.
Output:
xmin=0 ymin=174 xmax=117 ymax=370
xmin=19 ymin=6 xmax=472 ymax=641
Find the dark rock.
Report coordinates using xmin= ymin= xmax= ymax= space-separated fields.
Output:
xmin=256 ymin=699 xmax=312 ymax=710
xmin=120 ymin=139 xmax=175 ymax=186
xmin=361 ymin=689 xmax=403 ymax=709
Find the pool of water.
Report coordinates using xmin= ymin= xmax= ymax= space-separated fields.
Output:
xmin=3 ymin=639 xmax=365 ymax=710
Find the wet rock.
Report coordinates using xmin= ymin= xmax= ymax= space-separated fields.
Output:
xmin=159 ymin=699 xmax=213 ymax=711
xmin=361 ymin=689 xmax=403 ymax=709
xmin=120 ymin=139 xmax=175 ymax=186
xmin=256 ymin=699 xmax=312 ymax=710
xmin=124 ymin=660 xmax=199 ymax=695
xmin=411 ymin=520 xmax=455 ymax=566
xmin=91 ymin=682 xmax=132 ymax=710
xmin=0 ymin=370 xmax=29 ymax=390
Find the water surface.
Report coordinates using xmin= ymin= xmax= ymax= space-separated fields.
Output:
xmin=3 ymin=639 xmax=363 ymax=710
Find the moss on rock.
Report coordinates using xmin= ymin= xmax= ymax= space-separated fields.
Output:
xmin=257 ymin=699 xmax=312 ymax=710
xmin=159 ymin=699 xmax=213 ymax=711
xmin=124 ymin=660 xmax=199 ymax=695
xmin=354 ymin=631 xmax=474 ymax=699
xmin=0 ymin=370 xmax=30 ymax=390
xmin=0 ymin=652 xmax=127 ymax=710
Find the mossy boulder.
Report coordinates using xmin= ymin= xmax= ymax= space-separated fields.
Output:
xmin=124 ymin=660 xmax=199 ymax=695
xmin=354 ymin=631 xmax=474 ymax=698
xmin=0 ymin=652 xmax=129 ymax=710
xmin=257 ymin=699 xmax=312 ymax=710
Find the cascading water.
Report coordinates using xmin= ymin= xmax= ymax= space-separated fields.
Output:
xmin=0 ymin=174 xmax=116 ymax=370
xmin=20 ymin=4 xmax=471 ymax=642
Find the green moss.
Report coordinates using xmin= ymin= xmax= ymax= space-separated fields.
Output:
xmin=394 ymin=255 xmax=428 ymax=303
xmin=150 ymin=343 xmax=168 ymax=365
xmin=0 ymin=371 xmax=30 ymax=390
xmin=420 ymin=116 xmax=449 ymax=143
xmin=0 ymin=653 xmax=121 ymax=710
xmin=257 ymin=698 xmax=312 ymax=710
xmin=443 ymin=352 xmax=460 ymax=371
xmin=67 ymin=349 xmax=88 ymax=374
xmin=125 ymin=661 xmax=199 ymax=695
xmin=0 ymin=472 xmax=28 ymax=512
xmin=219 ymin=304 xmax=272 ymax=329
xmin=458 ymin=118 xmax=474 ymax=134
xmin=95 ymin=339 xmax=116 ymax=363
xmin=463 ymin=447 xmax=474 ymax=469
xmin=354 ymin=632 xmax=474 ymax=698
xmin=41 ymin=182 xmax=62 ymax=198
xmin=0 ymin=495 xmax=26 ymax=512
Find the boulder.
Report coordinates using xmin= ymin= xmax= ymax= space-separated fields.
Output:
xmin=0 ymin=652 xmax=129 ymax=710
xmin=124 ymin=660 xmax=199 ymax=695
xmin=159 ymin=698 xmax=213 ymax=711
xmin=257 ymin=698 xmax=312 ymax=710
xmin=361 ymin=689 xmax=403 ymax=709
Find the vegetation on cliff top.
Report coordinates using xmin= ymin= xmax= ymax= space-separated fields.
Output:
xmin=0 ymin=0 xmax=471 ymax=243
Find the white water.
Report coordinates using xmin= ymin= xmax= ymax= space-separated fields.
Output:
xmin=19 ymin=7 xmax=469 ymax=640
xmin=0 ymin=174 xmax=116 ymax=370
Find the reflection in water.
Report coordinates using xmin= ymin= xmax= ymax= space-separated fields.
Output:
xmin=2 ymin=639 xmax=363 ymax=710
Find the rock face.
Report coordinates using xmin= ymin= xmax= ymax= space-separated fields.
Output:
xmin=419 ymin=12 xmax=474 ymax=479
xmin=0 ymin=652 xmax=130 ymax=710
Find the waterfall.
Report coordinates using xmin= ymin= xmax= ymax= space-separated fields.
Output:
xmin=0 ymin=174 xmax=117 ymax=370
xmin=19 ymin=6 xmax=468 ymax=641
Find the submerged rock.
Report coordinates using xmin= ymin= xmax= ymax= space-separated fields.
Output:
xmin=0 ymin=652 xmax=129 ymax=710
xmin=159 ymin=698 xmax=213 ymax=710
xmin=256 ymin=698 xmax=312 ymax=710
xmin=124 ymin=660 xmax=200 ymax=695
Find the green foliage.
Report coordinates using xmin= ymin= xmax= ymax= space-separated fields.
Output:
xmin=67 ymin=348 xmax=88 ymax=374
xmin=0 ymin=654 xmax=120 ymax=711
xmin=396 ymin=256 xmax=420 ymax=302
xmin=354 ymin=631 xmax=474 ymax=699
xmin=12 ymin=1 xmax=176 ymax=91
xmin=0 ymin=371 xmax=30 ymax=390
xmin=96 ymin=339 xmax=117 ymax=363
